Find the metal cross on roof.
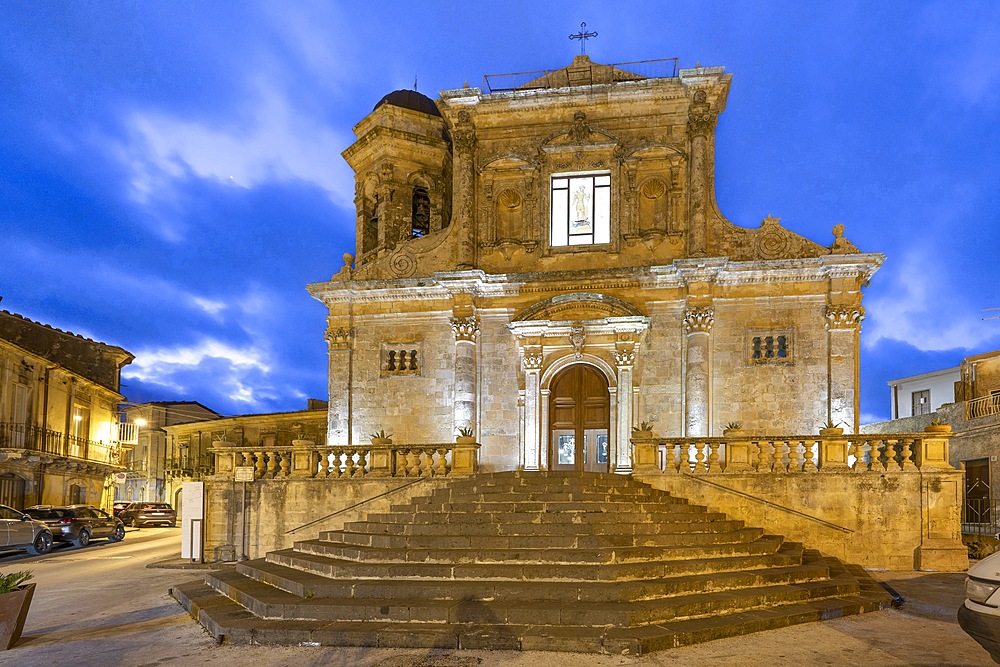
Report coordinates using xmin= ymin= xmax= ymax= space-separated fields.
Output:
xmin=569 ymin=22 xmax=597 ymax=55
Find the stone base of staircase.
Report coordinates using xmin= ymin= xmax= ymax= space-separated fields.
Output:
xmin=171 ymin=471 xmax=891 ymax=655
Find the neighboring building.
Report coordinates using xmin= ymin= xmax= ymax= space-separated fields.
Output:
xmin=865 ymin=348 xmax=1000 ymax=533
xmin=117 ymin=401 xmax=221 ymax=505
xmin=0 ymin=309 xmax=133 ymax=510
xmin=162 ymin=403 xmax=327 ymax=515
xmin=887 ymin=366 xmax=960 ymax=419
xmin=307 ymin=55 xmax=883 ymax=473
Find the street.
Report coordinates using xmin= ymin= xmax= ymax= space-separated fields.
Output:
xmin=0 ymin=530 xmax=995 ymax=666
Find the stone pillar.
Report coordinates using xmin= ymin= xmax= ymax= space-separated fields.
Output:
xmin=450 ymin=315 xmax=479 ymax=435
xmin=824 ymin=305 xmax=864 ymax=432
xmin=452 ymin=114 xmax=477 ymax=269
xmin=324 ymin=324 xmax=353 ymax=446
xmin=614 ymin=344 xmax=637 ymax=472
xmin=684 ymin=306 xmax=714 ymax=437
xmin=521 ymin=350 xmax=543 ymax=471
xmin=686 ymin=90 xmax=716 ymax=257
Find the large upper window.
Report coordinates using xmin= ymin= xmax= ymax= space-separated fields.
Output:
xmin=550 ymin=172 xmax=610 ymax=247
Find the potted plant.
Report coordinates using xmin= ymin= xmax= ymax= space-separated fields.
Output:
xmin=722 ymin=421 xmax=745 ymax=437
xmin=455 ymin=427 xmax=476 ymax=445
xmin=0 ymin=570 xmax=34 ymax=650
xmin=631 ymin=421 xmax=655 ymax=438
xmin=212 ymin=431 xmax=235 ymax=447
xmin=819 ymin=419 xmax=845 ymax=437
xmin=925 ymin=417 xmax=952 ymax=434
xmin=369 ymin=429 xmax=393 ymax=445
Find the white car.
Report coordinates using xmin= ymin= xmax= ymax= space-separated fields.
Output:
xmin=959 ymin=549 xmax=1000 ymax=662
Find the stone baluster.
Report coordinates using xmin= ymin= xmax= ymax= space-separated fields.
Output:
xmin=663 ymin=442 xmax=676 ymax=473
xmin=849 ymin=439 xmax=867 ymax=471
xmin=683 ymin=306 xmax=714 ymax=438
xmin=707 ymin=441 xmax=721 ymax=473
xmin=884 ymin=439 xmax=902 ymax=472
xmin=757 ymin=439 xmax=771 ymax=471
xmin=435 ymin=447 xmax=449 ymax=476
xmin=254 ymin=451 xmax=266 ymax=478
xmin=355 ymin=448 xmax=368 ymax=477
xmin=899 ymin=438 xmax=915 ymax=470
xmin=803 ymin=440 xmax=819 ymax=472
xmin=772 ymin=440 xmax=785 ymax=472
xmin=278 ymin=452 xmax=290 ymax=477
xmin=692 ymin=441 xmax=706 ymax=474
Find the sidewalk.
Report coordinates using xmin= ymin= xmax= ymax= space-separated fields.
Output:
xmin=5 ymin=562 xmax=994 ymax=666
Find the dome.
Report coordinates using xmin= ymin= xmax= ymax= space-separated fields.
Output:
xmin=373 ymin=89 xmax=441 ymax=117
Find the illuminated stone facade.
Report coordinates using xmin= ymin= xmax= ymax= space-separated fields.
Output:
xmin=309 ymin=55 xmax=883 ymax=473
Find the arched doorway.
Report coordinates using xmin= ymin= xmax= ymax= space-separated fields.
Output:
xmin=549 ymin=364 xmax=610 ymax=472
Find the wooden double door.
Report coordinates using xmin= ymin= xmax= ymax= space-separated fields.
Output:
xmin=549 ymin=365 xmax=610 ymax=472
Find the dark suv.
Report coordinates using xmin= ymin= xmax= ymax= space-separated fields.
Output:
xmin=119 ymin=502 xmax=176 ymax=527
xmin=24 ymin=505 xmax=125 ymax=547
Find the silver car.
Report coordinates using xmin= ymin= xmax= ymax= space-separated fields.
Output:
xmin=0 ymin=504 xmax=53 ymax=555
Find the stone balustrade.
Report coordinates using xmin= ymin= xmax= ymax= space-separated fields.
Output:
xmin=631 ymin=431 xmax=953 ymax=474
xmin=212 ymin=440 xmax=480 ymax=480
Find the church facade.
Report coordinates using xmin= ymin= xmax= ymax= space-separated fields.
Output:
xmin=308 ymin=55 xmax=883 ymax=473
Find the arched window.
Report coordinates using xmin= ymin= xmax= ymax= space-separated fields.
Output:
xmin=411 ymin=187 xmax=430 ymax=237
xmin=363 ymin=193 xmax=379 ymax=255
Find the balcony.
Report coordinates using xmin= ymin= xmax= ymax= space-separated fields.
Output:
xmin=165 ymin=455 xmax=213 ymax=479
xmin=965 ymin=394 xmax=1000 ymax=421
xmin=0 ymin=421 xmax=125 ymax=466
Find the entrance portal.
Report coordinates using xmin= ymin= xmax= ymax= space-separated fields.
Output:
xmin=549 ymin=365 xmax=610 ymax=472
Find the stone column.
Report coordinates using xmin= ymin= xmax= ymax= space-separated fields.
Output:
xmin=825 ymin=305 xmax=864 ymax=432
xmin=686 ymin=90 xmax=716 ymax=257
xmin=614 ymin=344 xmax=636 ymax=472
xmin=452 ymin=115 xmax=477 ymax=269
xmin=450 ymin=315 xmax=479 ymax=435
xmin=684 ymin=306 xmax=714 ymax=437
xmin=521 ymin=349 xmax=543 ymax=471
xmin=324 ymin=324 xmax=353 ymax=446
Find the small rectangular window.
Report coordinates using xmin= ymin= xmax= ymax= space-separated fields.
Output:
xmin=746 ymin=328 xmax=794 ymax=366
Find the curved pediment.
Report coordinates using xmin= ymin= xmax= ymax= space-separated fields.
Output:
xmin=481 ymin=154 xmax=537 ymax=172
xmin=513 ymin=292 xmax=645 ymax=322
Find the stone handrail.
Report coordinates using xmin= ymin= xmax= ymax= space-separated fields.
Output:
xmin=631 ymin=432 xmax=953 ymax=474
xmin=211 ymin=440 xmax=480 ymax=480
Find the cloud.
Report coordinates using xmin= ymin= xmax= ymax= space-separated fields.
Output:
xmin=864 ymin=246 xmax=1000 ymax=352
xmin=122 ymin=338 xmax=271 ymax=405
xmin=116 ymin=79 xmax=354 ymax=226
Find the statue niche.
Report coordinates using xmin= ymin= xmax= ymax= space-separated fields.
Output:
xmin=495 ymin=188 xmax=523 ymax=241
xmin=638 ymin=178 xmax=669 ymax=233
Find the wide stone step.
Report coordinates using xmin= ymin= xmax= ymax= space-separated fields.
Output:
xmin=172 ymin=579 xmax=890 ymax=654
xmin=320 ymin=526 xmax=764 ymax=550
xmin=202 ymin=566 xmax=859 ymax=627
xmin=362 ymin=509 xmax=730 ymax=525
xmin=276 ymin=537 xmax=792 ymax=579
xmin=237 ymin=557 xmax=831 ymax=603
xmin=340 ymin=517 xmax=745 ymax=536
xmin=389 ymin=500 xmax=708 ymax=513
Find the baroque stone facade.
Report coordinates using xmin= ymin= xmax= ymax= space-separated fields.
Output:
xmin=309 ymin=55 xmax=883 ymax=473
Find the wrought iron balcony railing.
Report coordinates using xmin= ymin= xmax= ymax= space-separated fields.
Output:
xmin=0 ymin=421 xmax=124 ymax=465
xmin=965 ymin=394 xmax=1000 ymax=421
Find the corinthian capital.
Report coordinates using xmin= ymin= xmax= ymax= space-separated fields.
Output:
xmin=325 ymin=326 xmax=353 ymax=350
xmin=683 ymin=306 xmax=715 ymax=334
xmin=450 ymin=315 xmax=479 ymax=342
xmin=825 ymin=305 xmax=865 ymax=330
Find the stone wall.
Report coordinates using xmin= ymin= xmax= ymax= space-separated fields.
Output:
xmin=635 ymin=469 xmax=968 ymax=571
xmin=202 ymin=476 xmax=454 ymax=561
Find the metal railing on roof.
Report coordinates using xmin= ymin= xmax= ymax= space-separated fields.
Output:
xmin=482 ymin=58 xmax=679 ymax=94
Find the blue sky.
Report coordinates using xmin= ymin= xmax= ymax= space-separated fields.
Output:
xmin=1 ymin=1 xmax=998 ymax=422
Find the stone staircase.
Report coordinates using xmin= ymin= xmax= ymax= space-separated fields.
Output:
xmin=171 ymin=471 xmax=891 ymax=654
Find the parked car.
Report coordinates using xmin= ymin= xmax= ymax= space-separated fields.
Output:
xmin=959 ymin=548 xmax=1000 ymax=662
xmin=0 ymin=504 xmax=53 ymax=555
xmin=24 ymin=505 xmax=125 ymax=547
xmin=119 ymin=502 xmax=176 ymax=528
xmin=112 ymin=501 xmax=129 ymax=517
